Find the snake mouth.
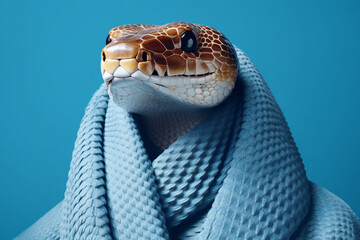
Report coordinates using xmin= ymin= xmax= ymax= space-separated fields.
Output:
xmin=102 ymin=65 xmax=216 ymax=89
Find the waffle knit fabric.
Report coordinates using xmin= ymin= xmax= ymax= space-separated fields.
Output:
xmin=16 ymin=48 xmax=360 ymax=240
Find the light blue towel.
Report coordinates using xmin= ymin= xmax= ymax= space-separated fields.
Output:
xmin=16 ymin=48 xmax=360 ymax=239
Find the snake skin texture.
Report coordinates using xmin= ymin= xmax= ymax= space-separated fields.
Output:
xmin=15 ymin=48 xmax=360 ymax=239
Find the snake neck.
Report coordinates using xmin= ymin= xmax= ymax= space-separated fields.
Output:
xmin=138 ymin=111 xmax=209 ymax=150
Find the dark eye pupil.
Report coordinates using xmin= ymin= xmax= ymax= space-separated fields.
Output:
xmin=181 ymin=31 xmax=197 ymax=52
xmin=106 ymin=35 xmax=111 ymax=45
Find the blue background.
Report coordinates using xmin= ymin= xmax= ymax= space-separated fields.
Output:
xmin=1 ymin=0 xmax=359 ymax=239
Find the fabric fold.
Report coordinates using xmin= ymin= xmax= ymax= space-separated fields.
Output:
xmin=104 ymin=100 xmax=169 ymax=240
xmin=61 ymin=86 xmax=111 ymax=239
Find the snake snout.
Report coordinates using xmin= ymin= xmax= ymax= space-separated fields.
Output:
xmin=101 ymin=41 xmax=157 ymax=86
xmin=103 ymin=42 xmax=140 ymax=60
xmin=101 ymin=42 xmax=142 ymax=84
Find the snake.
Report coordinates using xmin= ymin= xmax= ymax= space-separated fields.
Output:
xmin=15 ymin=22 xmax=360 ymax=240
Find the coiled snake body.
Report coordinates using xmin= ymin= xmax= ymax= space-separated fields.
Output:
xmin=16 ymin=22 xmax=360 ymax=240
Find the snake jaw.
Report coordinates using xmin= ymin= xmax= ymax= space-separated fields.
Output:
xmin=102 ymin=60 xmax=234 ymax=108
xmin=103 ymin=67 xmax=235 ymax=109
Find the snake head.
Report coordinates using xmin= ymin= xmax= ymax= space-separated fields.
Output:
xmin=101 ymin=22 xmax=238 ymax=113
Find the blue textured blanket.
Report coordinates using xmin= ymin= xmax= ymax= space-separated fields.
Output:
xmin=16 ymin=48 xmax=360 ymax=239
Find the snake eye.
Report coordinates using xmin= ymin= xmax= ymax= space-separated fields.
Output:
xmin=181 ymin=31 xmax=197 ymax=52
xmin=106 ymin=35 xmax=111 ymax=45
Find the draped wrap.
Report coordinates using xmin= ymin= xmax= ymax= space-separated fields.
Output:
xmin=16 ymin=48 xmax=360 ymax=240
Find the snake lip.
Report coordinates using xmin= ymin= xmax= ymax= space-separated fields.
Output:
xmin=104 ymin=70 xmax=216 ymax=91
xmin=147 ymin=72 xmax=216 ymax=88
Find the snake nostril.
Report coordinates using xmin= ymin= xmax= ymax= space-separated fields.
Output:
xmin=102 ymin=51 xmax=106 ymax=61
